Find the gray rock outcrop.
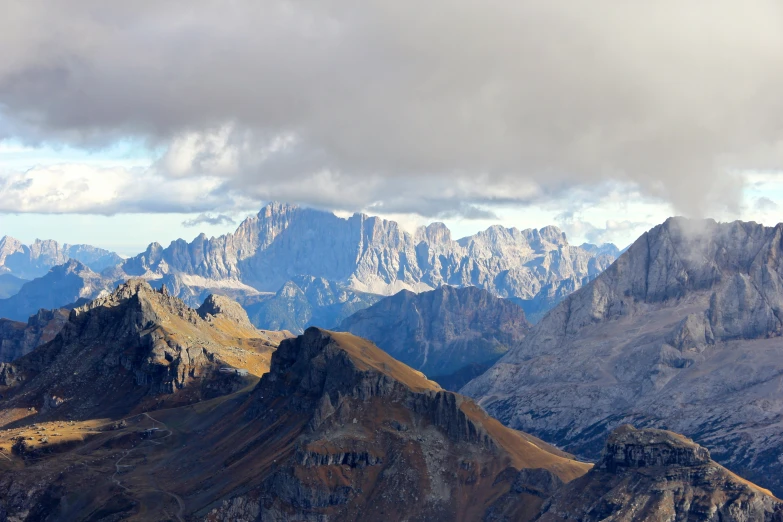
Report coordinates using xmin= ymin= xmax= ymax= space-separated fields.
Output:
xmin=537 ymin=426 xmax=783 ymax=522
xmin=601 ymin=424 xmax=711 ymax=470
xmin=198 ymin=293 xmax=256 ymax=330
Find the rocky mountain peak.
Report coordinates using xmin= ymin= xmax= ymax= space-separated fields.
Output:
xmin=71 ymin=277 xmax=198 ymax=325
xmin=415 ymin=222 xmax=452 ymax=245
xmin=615 ymin=217 xmax=777 ymax=303
xmin=0 ymin=259 xmax=106 ymax=322
xmin=537 ymin=424 xmax=782 ymax=521
xmin=514 ymin=217 xmax=783 ymax=338
xmin=0 ymin=236 xmax=24 ymax=269
xmin=261 ymin=327 xmax=441 ymax=401
xmin=464 ymin=217 xmax=783 ymax=497
xmin=0 ymin=308 xmax=70 ymax=363
xmin=0 ymin=278 xmax=287 ymax=420
xmin=0 ymin=237 xmax=122 ymax=280
xmin=197 ymin=293 xmax=255 ymax=330
xmin=78 ymin=277 xmax=152 ymax=304
xmin=57 ymin=258 xmax=92 ymax=274
xmin=535 ymin=225 xmax=568 ymax=246
xmin=231 ymin=327 xmax=591 ymax=520
xmin=257 ymin=200 xmax=298 ymax=219
xmin=601 ymin=425 xmax=711 ymax=471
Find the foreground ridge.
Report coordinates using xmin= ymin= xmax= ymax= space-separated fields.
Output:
xmin=0 ymin=317 xmax=778 ymax=520
xmin=0 ymin=279 xmax=289 ymax=422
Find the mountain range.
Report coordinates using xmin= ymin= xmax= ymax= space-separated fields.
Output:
xmin=0 ymin=282 xmax=778 ymax=520
xmin=0 ymin=260 xmax=108 ymax=322
xmin=243 ymin=275 xmax=383 ymax=333
xmin=0 ymin=203 xmax=618 ymax=333
xmin=463 ymin=217 xmax=783 ymax=496
xmin=0 ymin=236 xmax=123 ymax=280
xmin=118 ymin=202 xmax=615 ymax=299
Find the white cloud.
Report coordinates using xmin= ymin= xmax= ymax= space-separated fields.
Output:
xmin=182 ymin=213 xmax=236 ymax=227
xmin=0 ymin=163 xmax=242 ymax=214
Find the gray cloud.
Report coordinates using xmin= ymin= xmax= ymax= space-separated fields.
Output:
xmin=754 ymin=196 xmax=779 ymax=212
xmin=182 ymin=213 xmax=236 ymax=228
xmin=2 ymin=1 xmax=783 ymax=218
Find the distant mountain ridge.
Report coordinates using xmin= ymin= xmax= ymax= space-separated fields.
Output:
xmin=463 ymin=217 xmax=783 ymax=496
xmin=0 ymin=274 xmax=25 ymax=299
xmin=115 ymin=202 xmax=617 ymax=326
xmin=0 ymin=236 xmax=122 ymax=279
xmin=0 ymin=203 xmax=617 ymax=331
xmin=337 ymin=286 xmax=530 ymax=380
xmin=0 ymin=259 xmax=108 ymax=321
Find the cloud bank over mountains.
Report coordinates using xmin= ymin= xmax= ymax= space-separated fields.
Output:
xmin=1 ymin=1 xmax=783 ymax=224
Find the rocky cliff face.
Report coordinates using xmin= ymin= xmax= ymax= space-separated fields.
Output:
xmin=118 ymin=202 xmax=616 ymax=309
xmin=0 ymin=259 xmax=109 ymax=321
xmin=0 ymin=236 xmax=122 ymax=279
xmin=0 ymin=279 xmax=288 ymax=422
xmin=198 ymin=293 xmax=257 ymax=330
xmin=463 ymin=217 xmax=783 ymax=496
xmin=537 ymin=426 xmax=783 ymax=521
xmin=337 ymin=286 xmax=530 ymax=377
xmin=0 ymin=308 xmax=69 ymax=362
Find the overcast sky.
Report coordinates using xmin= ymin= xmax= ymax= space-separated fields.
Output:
xmin=2 ymin=0 xmax=783 ymax=255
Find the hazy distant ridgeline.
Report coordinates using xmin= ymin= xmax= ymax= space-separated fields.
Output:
xmin=0 ymin=236 xmax=122 ymax=280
